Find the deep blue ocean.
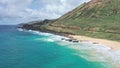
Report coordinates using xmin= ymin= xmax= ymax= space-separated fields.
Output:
xmin=0 ymin=25 xmax=109 ymax=68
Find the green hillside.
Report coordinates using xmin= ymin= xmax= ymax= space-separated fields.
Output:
xmin=40 ymin=0 xmax=120 ymax=41
xmin=23 ymin=0 xmax=120 ymax=41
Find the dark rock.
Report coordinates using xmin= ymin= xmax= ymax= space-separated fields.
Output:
xmin=19 ymin=19 xmax=55 ymax=30
xmin=73 ymin=40 xmax=79 ymax=43
xmin=65 ymin=39 xmax=72 ymax=42
xmin=61 ymin=38 xmax=65 ymax=40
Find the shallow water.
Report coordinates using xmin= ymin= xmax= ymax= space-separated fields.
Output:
xmin=0 ymin=25 xmax=118 ymax=68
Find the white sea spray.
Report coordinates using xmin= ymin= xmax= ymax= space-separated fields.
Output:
xmin=18 ymin=29 xmax=120 ymax=68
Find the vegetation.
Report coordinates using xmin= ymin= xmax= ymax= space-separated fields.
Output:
xmin=23 ymin=0 xmax=120 ymax=41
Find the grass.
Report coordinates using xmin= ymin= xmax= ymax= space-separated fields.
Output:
xmin=31 ymin=0 xmax=120 ymax=42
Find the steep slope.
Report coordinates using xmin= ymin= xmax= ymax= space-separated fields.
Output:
xmin=22 ymin=0 xmax=120 ymax=41
xmin=41 ymin=0 xmax=120 ymax=41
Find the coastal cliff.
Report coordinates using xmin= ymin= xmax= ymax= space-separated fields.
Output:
xmin=21 ymin=0 xmax=120 ymax=42
xmin=19 ymin=19 xmax=53 ymax=30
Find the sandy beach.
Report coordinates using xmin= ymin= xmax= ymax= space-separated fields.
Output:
xmin=68 ymin=35 xmax=120 ymax=50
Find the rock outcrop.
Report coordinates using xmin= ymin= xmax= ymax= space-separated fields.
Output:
xmin=20 ymin=19 xmax=54 ymax=30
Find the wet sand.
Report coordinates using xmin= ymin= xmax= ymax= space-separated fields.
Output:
xmin=68 ymin=35 xmax=120 ymax=50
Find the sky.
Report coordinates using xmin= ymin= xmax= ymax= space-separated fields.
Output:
xmin=0 ymin=0 xmax=90 ymax=25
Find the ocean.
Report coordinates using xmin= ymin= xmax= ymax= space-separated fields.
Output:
xmin=0 ymin=25 xmax=119 ymax=68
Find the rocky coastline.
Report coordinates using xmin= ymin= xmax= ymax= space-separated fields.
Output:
xmin=18 ymin=19 xmax=120 ymax=50
xmin=18 ymin=19 xmax=80 ymax=43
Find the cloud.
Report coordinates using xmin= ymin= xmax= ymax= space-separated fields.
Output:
xmin=0 ymin=0 xmax=90 ymax=24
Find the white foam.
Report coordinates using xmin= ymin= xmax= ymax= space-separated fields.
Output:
xmin=49 ymin=37 xmax=120 ymax=67
xmin=17 ymin=29 xmax=54 ymax=36
xmin=17 ymin=28 xmax=24 ymax=31
xmin=67 ymin=43 xmax=120 ymax=67
xmin=36 ymin=38 xmax=54 ymax=42
xmin=36 ymin=34 xmax=67 ymax=43
xmin=18 ymin=29 xmax=120 ymax=67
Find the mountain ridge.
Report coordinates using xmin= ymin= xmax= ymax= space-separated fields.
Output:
xmin=21 ymin=0 xmax=120 ymax=41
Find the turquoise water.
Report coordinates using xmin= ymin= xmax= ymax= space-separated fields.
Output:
xmin=0 ymin=25 xmax=107 ymax=68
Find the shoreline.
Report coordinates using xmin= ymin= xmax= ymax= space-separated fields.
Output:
xmin=18 ymin=28 xmax=120 ymax=50
xmin=18 ymin=28 xmax=120 ymax=67
xmin=67 ymin=35 xmax=120 ymax=50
